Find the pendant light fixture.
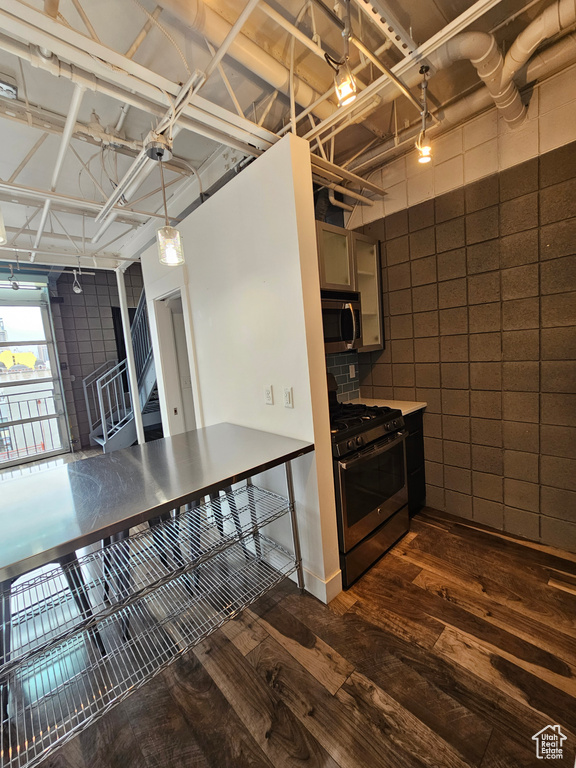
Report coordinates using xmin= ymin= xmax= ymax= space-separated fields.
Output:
xmin=8 ymin=264 xmax=19 ymax=290
xmin=72 ymin=269 xmax=83 ymax=294
xmin=0 ymin=207 xmax=6 ymax=245
xmin=147 ymin=135 xmax=184 ymax=267
xmin=325 ymin=0 xmax=357 ymax=108
xmin=415 ymin=66 xmax=432 ymax=164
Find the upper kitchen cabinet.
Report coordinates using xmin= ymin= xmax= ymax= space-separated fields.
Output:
xmin=316 ymin=221 xmax=383 ymax=352
xmin=353 ymin=232 xmax=383 ymax=352
xmin=316 ymin=221 xmax=356 ymax=291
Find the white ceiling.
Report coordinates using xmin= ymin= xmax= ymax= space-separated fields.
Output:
xmin=0 ymin=0 xmax=571 ymax=271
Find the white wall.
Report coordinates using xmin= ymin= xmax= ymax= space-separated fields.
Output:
xmin=349 ymin=60 xmax=576 ymax=228
xmin=141 ymin=134 xmax=341 ymax=602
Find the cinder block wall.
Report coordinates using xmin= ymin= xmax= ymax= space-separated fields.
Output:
xmin=357 ymin=140 xmax=576 ymax=552
xmin=55 ymin=265 xmax=143 ymax=449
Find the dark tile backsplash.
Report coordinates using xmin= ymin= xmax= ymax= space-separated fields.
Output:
xmin=326 ymin=351 xmax=360 ymax=402
xmin=358 ymin=139 xmax=576 ymax=552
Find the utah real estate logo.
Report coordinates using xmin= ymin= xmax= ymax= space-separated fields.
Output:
xmin=532 ymin=725 xmax=567 ymax=760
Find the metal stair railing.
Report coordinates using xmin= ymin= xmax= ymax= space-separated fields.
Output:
xmin=132 ymin=290 xmax=153 ymax=385
xmin=96 ymin=359 xmax=133 ymax=444
xmin=82 ymin=290 xmax=157 ymax=447
xmin=83 ymin=359 xmax=119 ymax=435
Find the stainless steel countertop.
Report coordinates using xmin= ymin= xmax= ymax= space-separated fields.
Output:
xmin=0 ymin=423 xmax=314 ymax=583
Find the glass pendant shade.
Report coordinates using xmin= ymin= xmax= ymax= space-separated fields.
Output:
xmin=0 ymin=208 xmax=6 ymax=245
xmin=418 ymin=143 xmax=432 ymax=163
xmin=157 ymin=225 xmax=184 ymax=266
xmin=334 ymin=62 xmax=357 ymax=107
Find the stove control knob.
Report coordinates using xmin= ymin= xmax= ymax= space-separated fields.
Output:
xmin=356 ymin=436 xmax=363 ymax=447
xmin=347 ymin=439 xmax=355 ymax=450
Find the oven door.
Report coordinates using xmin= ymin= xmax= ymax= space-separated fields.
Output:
xmin=336 ymin=430 xmax=408 ymax=552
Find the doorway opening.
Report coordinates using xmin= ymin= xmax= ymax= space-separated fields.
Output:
xmin=154 ymin=291 xmax=196 ymax=435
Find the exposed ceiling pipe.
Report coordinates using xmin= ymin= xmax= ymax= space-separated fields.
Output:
xmin=328 ymin=189 xmax=353 ymax=211
xmin=157 ymin=0 xmax=335 ymax=120
xmin=502 ymin=0 xmax=576 ymax=82
xmin=32 ymin=82 xmax=85 ymax=257
xmin=351 ymin=28 xmax=576 ymax=174
xmin=431 ymin=32 xmax=526 ymax=128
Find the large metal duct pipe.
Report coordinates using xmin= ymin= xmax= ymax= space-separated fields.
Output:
xmin=157 ymin=0 xmax=336 ymax=120
xmin=431 ymin=32 xmax=526 ymax=128
xmin=503 ymin=0 xmax=576 ymax=82
xmin=350 ymin=29 xmax=576 ymax=174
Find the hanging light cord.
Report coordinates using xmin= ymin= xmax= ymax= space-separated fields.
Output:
xmin=324 ymin=0 xmax=352 ymax=71
xmin=159 ymin=159 xmax=169 ymax=227
xmin=416 ymin=65 xmax=430 ymax=148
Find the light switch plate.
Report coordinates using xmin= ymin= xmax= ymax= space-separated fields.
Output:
xmin=264 ymin=385 xmax=274 ymax=405
xmin=283 ymin=387 xmax=293 ymax=408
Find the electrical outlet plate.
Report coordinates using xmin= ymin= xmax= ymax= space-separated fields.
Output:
xmin=264 ymin=385 xmax=273 ymax=405
xmin=283 ymin=387 xmax=293 ymax=408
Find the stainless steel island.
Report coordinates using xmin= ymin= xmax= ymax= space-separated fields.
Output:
xmin=1 ymin=423 xmax=313 ymax=768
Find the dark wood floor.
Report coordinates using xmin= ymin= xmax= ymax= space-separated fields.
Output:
xmin=44 ymin=508 xmax=576 ymax=768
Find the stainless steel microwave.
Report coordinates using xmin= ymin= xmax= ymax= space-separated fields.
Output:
xmin=321 ymin=291 xmax=363 ymax=353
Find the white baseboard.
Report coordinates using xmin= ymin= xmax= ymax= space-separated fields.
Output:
xmin=288 ymin=566 xmax=342 ymax=604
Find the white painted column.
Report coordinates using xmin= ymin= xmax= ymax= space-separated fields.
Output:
xmin=115 ymin=266 xmax=146 ymax=445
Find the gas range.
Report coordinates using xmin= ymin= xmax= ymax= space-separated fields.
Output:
xmin=329 ymin=401 xmax=405 ymax=458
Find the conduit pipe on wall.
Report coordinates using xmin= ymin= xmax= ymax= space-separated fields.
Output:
xmin=158 ymin=0 xmax=335 ymax=120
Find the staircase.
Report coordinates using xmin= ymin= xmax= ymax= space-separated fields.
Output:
xmin=83 ymin=291 xmax=162 ymax=453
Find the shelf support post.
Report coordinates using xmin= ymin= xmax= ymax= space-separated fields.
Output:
xmin=285 ymin=461 xmax=304 ymax=592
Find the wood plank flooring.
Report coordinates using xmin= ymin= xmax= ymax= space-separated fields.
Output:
xmin=44 ymin=508 xmax=576 ymax=768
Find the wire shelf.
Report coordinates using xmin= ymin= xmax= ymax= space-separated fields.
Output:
xmin=1 ymin=536 xmax=295 ymax=768
xmin=2 ymin=485 xmax=290 ymax=673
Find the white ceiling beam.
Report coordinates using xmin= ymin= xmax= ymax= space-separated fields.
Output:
xmin=0 ymin=252 xmax=132 ymax=269
xmin=205 ymin=38 xmax=245 ymax=117
xmin=70 ymin=0 xmax=101 ymax=43
xmin=0 ymin=95 xmax=142 ymax=154
xmin=0 ymin=2 xmax=276 ymax=153
xmin=310 ymin=154 xmax=385 ymax=195
xmin=203 ymin=0 xmax=261 ymax=82
xmin=8 ymin=133 xmax=49 ymax=184
xmin=0 ymin=180 xmax=166 ymax=223
xmin=32 ymin=83 xmax=85 ymax=256
xmin=7 ymin=225 xmax=84 ymax=244
xmin=125 ymin=6 xmax=161 ymax=58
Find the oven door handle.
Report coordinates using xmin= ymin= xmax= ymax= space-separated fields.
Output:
xmin=344 ymin=302 xmax=357 ymax=350
xmin=339 ymin=430 xmax=407 ymax=469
